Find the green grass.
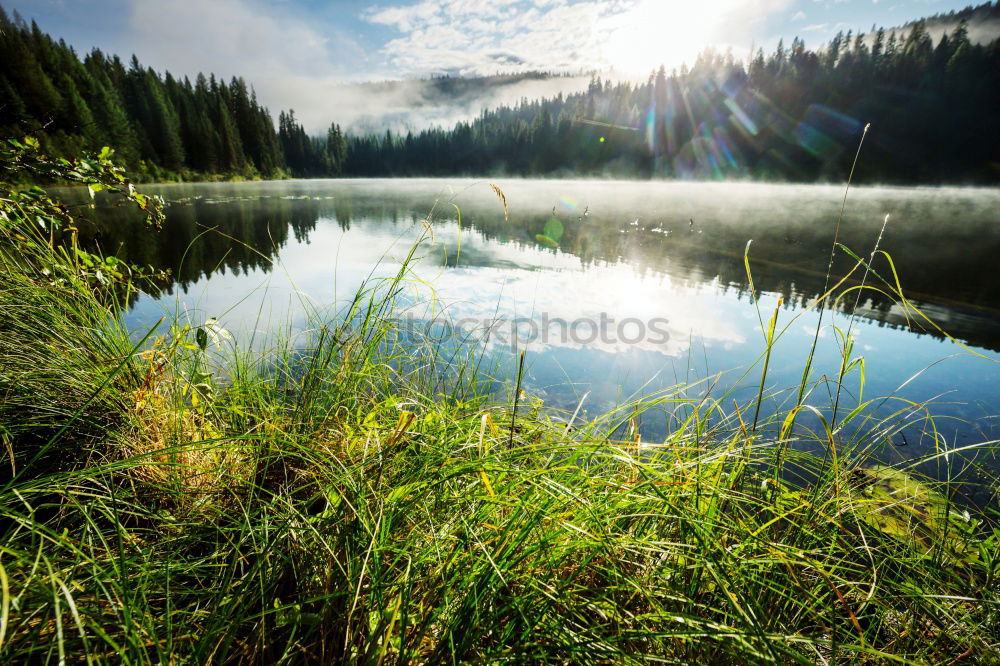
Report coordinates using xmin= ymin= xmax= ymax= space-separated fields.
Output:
xmin=2 ymin=146 xmax=999 ymax=664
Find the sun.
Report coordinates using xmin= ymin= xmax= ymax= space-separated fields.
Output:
xmin=602 ymin=0 xmax=724 ymax=76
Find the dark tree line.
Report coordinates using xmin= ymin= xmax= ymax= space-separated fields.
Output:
xmin=0 ymin=6 xmax=345 ymax=180
xmin=278 ymin=110 xmax=346 ymax=177
xmin=2 ymin=2 xmax=998 ymax=183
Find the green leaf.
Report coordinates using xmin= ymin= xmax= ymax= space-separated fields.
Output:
xmin=201 ymin=318 xmax=232 ymax=349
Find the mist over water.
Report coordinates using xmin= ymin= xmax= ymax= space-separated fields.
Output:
xmin=77 ymin=178 xmax=1000 ymax=470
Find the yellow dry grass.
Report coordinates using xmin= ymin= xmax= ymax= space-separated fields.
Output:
xmin=126 ymin=347 xmax=242 ymax=502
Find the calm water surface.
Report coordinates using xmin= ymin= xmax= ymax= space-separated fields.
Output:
xmin=79 ymin=179 xmax=1000 ymax=472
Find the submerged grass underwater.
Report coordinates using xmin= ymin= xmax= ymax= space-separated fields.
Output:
xmin=1 ymin=141 xmax=999 ymax=664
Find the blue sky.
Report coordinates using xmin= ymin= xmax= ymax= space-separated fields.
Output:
xmin=5 ymin=0 xmax=980 ymax=130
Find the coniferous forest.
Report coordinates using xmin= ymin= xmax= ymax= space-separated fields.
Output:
xmin=1 ymin=3 xmax=998 ymax=183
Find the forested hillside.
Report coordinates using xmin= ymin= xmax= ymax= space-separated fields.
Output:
xmin=2 ymin=3 xmax=998 ymax=182
xmin=344 ymin=14 xmax=1000 ymax=182
xmin=0 ymin=7 xmax=342 ymax=181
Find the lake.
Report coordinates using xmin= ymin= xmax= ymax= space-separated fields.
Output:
xmin=76 ymin=178 xmax=1000 ymax=474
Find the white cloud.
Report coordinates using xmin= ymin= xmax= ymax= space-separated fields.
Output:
xmin=366 ymin=0 xmax=607 ymax=76
xmin=364 ymin=0 xmax=796 ymax=77
xmin=792 ymin=10 xmax=806 ymax=20
xmin=123 ymin=0 xmax=370 ymax=132
xmin=366 ymin=2 xmax=444 ymax=31
xmin=128 ymin=0 xmax=344 ymax=80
